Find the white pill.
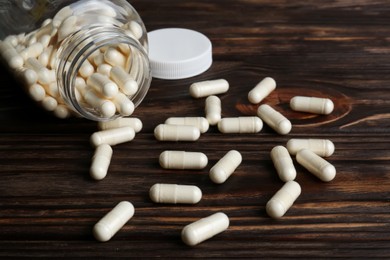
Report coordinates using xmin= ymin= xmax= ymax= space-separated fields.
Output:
xmin=266 ymin=181 xmax=301 ymax=219
xmin=39 ymin=34 xmax=52 ymax=48
xmin=128 ymin=21 xmax=144 ymax=40
xmin=90 ymin=144 xmax=113 ymax=180
xmin=75 ymin=76 xmax=86 ymax=90
xmin=53 ymin=104 xmax=71 ymax=119
xmin=181 ymin=212 xmax=229 ymax=246
xmin=154 ymin=124 xmax=200 ymax=141
xmin=112 ymin=93 xmax=134 ymax=116
xmin=287 ymin=138 xmax=335 ymax=157
xmin=104 ymin=47 xmax=126 ymax=68
xmin=149 ymin=184 xmax=202 ymax=204
xmin=165 ymin=117 xmax=209 ymax=133
xmin=248 ymin=77 xmax=276 ymax=104
xmin=257 ymin=104 xmax=292 ymax=135
xmin=97 ymin=63 xmax=112 ymax=77
xmin=44 ymin=82 xmax=59 ymax=98
xmin=296 ymin=149 xmax=336 ymax=182
xmin=15 ymin=68 xmax=38 ymax=86
xmin=290 ymin=96 xmax=334 ymax=115
xmin=159 ymin=151 xmax=208 ymax=170
xmin=41 ymin=96 xmax=58 ymax=111
xmin=25 ymin=58 xmax=55 ymax=85
xmin=0 ymin=41 xmax=24 ymax=68
xmin=58 ymin=15 xmax=79 ymax=42
xmin=217 ymin=116 xmax=263 ymax=134
xmin=93 ymin=53 xmax=105 ymax=67
xmin=38 ymin=45 xmax=53 ymax=67
xmin=87 ymin=73 xmax=119 ymax=98
xmin=110 ymin=66 xmax=138 ymax=96
xmin=53 ymin=6 xmax=73 ymax=28
xmin=83 ymin=89 xmax=116 ymax=118
xmin=98 ymin=118 xmax=143 ymax=133
xmin=205 ymin=95 xmax=221 ymax=125
xmin=79 ymin=59 xmax=95 ymax=78
xmin=90 ymin=126 xmax=135 ymax=147
xmin=28 ymin=84 xmax=46 ymax=101
xmin=270 ymin=146 xmax=296 ymax=182
xmin=190 ymin=79 xmax=229 ymax=98
xmin=209 ymin=150 xmax=242 ymax=184
xmin=93 ymin=201 xmax=134 ymax=242
xmin=19 ymin=42 xmax=44 ymax=60
xmin=118 ymin=43 xmax=131 ymax=55
xmin=4 ymin=35 xmax=18 ymax=46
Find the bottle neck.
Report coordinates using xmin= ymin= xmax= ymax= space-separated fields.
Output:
xmin=56 ymin=26 xmax=151 ymax=121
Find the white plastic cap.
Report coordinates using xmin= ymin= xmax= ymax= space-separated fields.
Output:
xmin=147 ymin=28 xmax=212 ymax=80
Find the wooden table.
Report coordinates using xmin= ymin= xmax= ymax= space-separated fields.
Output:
xmin=1 ymin=0 xmax=390 ymax=258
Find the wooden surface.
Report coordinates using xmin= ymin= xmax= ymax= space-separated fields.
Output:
xmin=1 ymin=0 xmax=390 ymax=258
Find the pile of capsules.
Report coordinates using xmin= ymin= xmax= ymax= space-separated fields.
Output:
xmin=0 ymin=4 xmax=143 ymax=119
xmin=89 ymin=77 xmax=337 ymax=246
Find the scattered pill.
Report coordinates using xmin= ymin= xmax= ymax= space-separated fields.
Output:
xmin=53 ymin=104 xmax=71 ymax=118
xmin=41 ymin=96 xmax=58 ymax=111
xmin=209 ymin=150 xmax=242 ymax=184
xmin=16 ymin=68 xmax=38 ymax=86
xmin=205 ymin=95 xmax=221 ymax=125
xmin=154 ymin=124 xmax=200 ymax=141
xmin=149 ymin=184 xmax=202 ymax=204
xmin=0 ymin=41 xmax=24 ymax=68
xmin=248 ymin=77 xmax=276 ymax=104
xmin=181 ymin=212 xmax=229 ymax=246
xmin=90 ymin=126 xmax=135 ymax=147
xmin=270 ymin=146 xmax=296 ymax=182
xmin=87 ymin=73 xmax=119 ymax=98
xmin=290 ymin=96 xmax=334 ymax=115
xmin=110 ymin=66 xmax=138 ymax=96
xmin=266 ymin=181 xmax=301 ymax=218
xmin=159 ymin=151 xmax=208 ymax=170
xmin=287 ymin=138 xmax=335 ymax=157
xmin=189 ymin=79 xmax=229 ymax=98
xmin=257 ymin=104 xmax=292 ymax=135
xmin=28 ymin=84 xmax=46 ymax=102
xmin=296 ymin=149 xmax=336 ymax=182
xmin=165 ymin=117 xmax=209 ymax=134
xmin=93 ymin=201 xmax=134 ymax=242
xmin=217 ymin=116 xmax=263 ymax=134
xmin=90 ymin=144 xmax=113 ymax=180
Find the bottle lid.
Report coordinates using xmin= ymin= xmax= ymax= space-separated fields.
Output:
xmin=147 ymin=28 xmax=212 ymax=80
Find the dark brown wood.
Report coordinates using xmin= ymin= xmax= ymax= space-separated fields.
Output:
xmin=1 ymin=0 xmax=390 ymax=258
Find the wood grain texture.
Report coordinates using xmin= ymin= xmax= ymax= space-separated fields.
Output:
xmin=1 ymin=0 xmax=390 ymax=258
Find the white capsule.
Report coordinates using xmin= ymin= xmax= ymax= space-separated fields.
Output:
xmin=248 ymin=77 xmax=276 ymax=104
xmin=38 ymin=45 xmax=53 ymax=67
xmin=4 ymin=35 xmax=18 ymax=47
xmin=53 ymin=6 xmax=73 ymax=28
xmin=28 ymin=84 xmax=46 ymax=102
xmin=75 ymin=76 xmax=86 ymax=90
xmin=217 ymin=116 xmax=263 ymax=134
xmin=190 ymin=79 xmax=229 ymax=98
xmin=257 ymin=104 xmax=292 ymax=135
xmin=205 ymin=95 xmax=221 ymax=125
xmin=93 ymin=53 xmax=105 ymax=67
xmin=93 ymin=201 xmax=134 ymax=242
xmin=25 ymin=58 xmax=55 ymax=85
xmin=15 ymin=68 xmax=38 ymax=86
xmin=296 ymin=149 xmax=336 ymax=182
xmin=97 ymin=63 xmax=112 ymax=77
xmin=154 ymin=124 xmax=200 ymax=141
xmin=110 ymin=66 xmax=138 ymax=96
xmin=287 ymin=138 xmax=335 ymax=157
xmin=266 ymin=181 xmax=301 ymax=219
xmin=0 ymin=41 xmax=24 ymax=68
xmin=118 ymin=43 xmax=131 ymax=55
xmin=19 ymin=42 xmax=44 ymax=60
xmin=104 ymin=47 xmax=126 ymax=68
xmin=209 ymin=150 xmax=242 ymax=184
xmin=38 ymin=34 xmax=52 ymax=48
xmin=290 ymin=96 xmax=334 ymax=115
xmin=53 ymin=104 xmax=71 ymax=119
xmin=159 ymin=151 xmax=208 ymax=170
xmin=58 ymin=15 xmax=79 ymax=42
xmin=128 ymin=21 xmax=144 ymax=40
xmin=41 ymin=96 xmax=58 ymax=111
xmin=90 ymin=126 xmax=135 ymax=147
xmin=271 ymin=146 xmax=296 ymax=182
xmin=98 ymin=118 xmax=142 ymax=133
xmin=90 ymin=144 xmax=113 ymax=180
xmin=87 ymin=73 xmax=119 ymax=98
xmin=181 ymin=212 xmax=229 ymax=246
xmin=83 ymin=88 xmax=116 ymax=118
xmin=112 ymin=93 xmax=134 ymax=116
xmin=149 ymin=184 xmax=202 ymax=204
xmin=43 ymin=81 xmax=59 ymax=98
xmin=79 ymin=59 xmax=95 ymax=78
xmin=165 ymin=117 xmax=209 ymax=133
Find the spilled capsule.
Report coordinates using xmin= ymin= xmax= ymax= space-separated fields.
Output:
xmin=257 ymin=104 xmax=291 ymax=135
xmin=159 ymin=151 xmax=208 ymax=170
xmin=189 ymin=79 xmax=229 ymax=98
xmin=266 ymin=181 xmax=301 ymax=219
xmin=248 ymin=77 xmax=276 ymax=104
xmin=149 ymin=184 xmax=202 ymax=204
xmin=209 ymin=150 xmax=242 ymax=184
xmin=165 ymin=117 xmax=209 ymax=134
xmin=154 ymin=124 xmax=200 ymax=141
xmin=287 ymin=138 xmax=335 ymax=157
xmin=290 ymin=96 xmax=334 ymax=115
xmin=218 ymin=116 xmax=263 ymax=134
xmin=271 ymin=146 xmax=296 ymax=182
xmin=90 ymin=126 xmax=135 ymax=147
xmin=296 ymin=149 xmax=336 ymax=182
